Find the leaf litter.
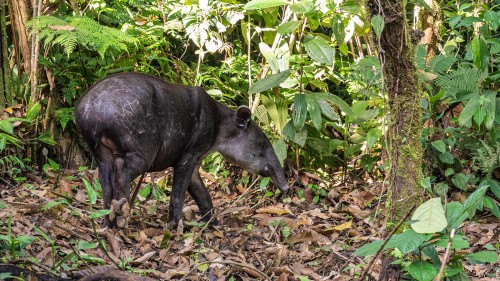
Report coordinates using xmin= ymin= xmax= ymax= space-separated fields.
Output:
xmin=0 ymin=168 xmax=498 ymax=280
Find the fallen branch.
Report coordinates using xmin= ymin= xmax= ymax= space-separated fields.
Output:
xmin=179 ymin=260 xmax=271 ymax=281
xmin=434 ymin=228 xmax=456 ymax=281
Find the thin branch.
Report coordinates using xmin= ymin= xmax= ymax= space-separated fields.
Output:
xmin=358 ymin=204 xmax=416 ymax=280
xmin=179 ymin=260 xmax=271 ymax=281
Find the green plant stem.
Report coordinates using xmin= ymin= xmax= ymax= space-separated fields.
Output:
xmin=434 ymin=228 xmax=456 ymax=281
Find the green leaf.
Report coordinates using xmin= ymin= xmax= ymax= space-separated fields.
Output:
xmin=317 ymin=99 xmax=339 ymax=121
xmin=458 ymin=94 xmax=481 ymax=127
xmin=447 ymin=202 xmax=468 ymax=229
xmin=485 ymin=179 xmax=500 ymax=200
xmin=272 ymin=138 xmax=287 ymax=167
xmin=432 ymin=234 xmax=469 ymax=249
xmin=464 ymin=185 xmax=488 ymax=218
xmin=197 ymin=263 xmax=209 ymax=272
xmin=439 ymin=151 xmax=455 ymax=164
xmin=83 ymin=179 xmax=97 ymax=205
xmin=314 ymin=93 xmax=356 ymax=117
xmin=77 ymin=240 xmax=99 ymax=250
xmin=303 ymin=35 xmax=334 ymax=66
xmin=471 ymin=36 xmax=489 ymax=70
xmin=431 ymin=140 xmax=447 ymax=154
xmin=283 ymin=120 xmax=307 ymax=146
xmin=293 ymin=94 xmax=307 ymax=130
xmin=365 ymin=128 xmax=381 ymax=150
xmin=408 ymin=261 xmax=437 ymax=281
xmin=244 ymin=0 xmax=289 ymax=10
xmin=411 ymin=198 xmax=448 ymax=233
xmin=26 ymin=102 xmax=41 ymax=121
xmin=0 ymin=120 xmax=14 ymax=135
xmin=38 ymin=131 xmax=57 ymax=146
xmin=483 ymin=90 xmax=497 ymax=129
xmin=483 ymin=197 xmax=500 ymax=218
xmin=248 ymin=70 xmax=290 ymax=94
xmin=259 ymin=42 xmax=279 ymax=73
xmin=354 ymin=240 xmax=383 ymax=256
xmin=371 ymin=15 xmax=384 ymax=38
xmin=466 ymin=251 xmax=499 ymax=263
xmin=138 ymin=184 xmax=151 ymax=199
xmin=385 ymin=230 xmax=429 ymax=254
xmin=331 ymin=15 xmax=345 ymax=44
xmin=290 ymin=0 xmax=314 ymax=14
xmin=89 ymin=209 xmax=111 ymax=219
xmin=306 ymin=95 xmax=322 ymax=131
xmin=451 ymin=173 xmax=470 ymax=190
xmin=277 ymin=20 xmax=301 ymax=35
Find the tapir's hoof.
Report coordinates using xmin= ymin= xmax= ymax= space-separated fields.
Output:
xmin=167 ymin=219 xmax=184 ymax=233
xmin=109 ymin=198 xmax=130 ymax=228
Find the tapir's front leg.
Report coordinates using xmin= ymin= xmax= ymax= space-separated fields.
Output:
xmin=187 ymin=167 xmax=216 ymax=224
xmin=169 ymin=157 xmax=200 ymax=229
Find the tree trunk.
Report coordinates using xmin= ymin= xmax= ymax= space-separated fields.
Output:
xmin=370 ymin=0 xmax=423 ymax=221
xmin=9 ymin=0 xmax=31 ymax=75
xmin=419 ymin=0 xmax=440 ymax=64
xmin=0 ymin=0 xmax=10 ymax=109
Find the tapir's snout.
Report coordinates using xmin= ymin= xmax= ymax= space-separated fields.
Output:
xmin=264 ymin=163 xmax=289 ymax=192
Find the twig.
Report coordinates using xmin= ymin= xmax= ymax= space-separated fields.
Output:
xmin=11 ymin=258 xmax=66 ymax=279
xmin=358 ymin=204 xmax=416 ymax=281
xmin=434 ymin=228 xmax=456 ymax=281
xmin=179 ymin=260 xmax=271 ymax=281
xmin=129 ymin=173 xmax=146 ymax=206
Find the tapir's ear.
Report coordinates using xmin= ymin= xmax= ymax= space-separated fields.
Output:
xmin=236 ymin=106 xmax=252 ymax=128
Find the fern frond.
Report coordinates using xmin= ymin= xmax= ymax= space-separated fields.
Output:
xmin=435 ymin=68 xmax=481 ymax=96
xmin=429 ymin=55 xmax=457 ymax=74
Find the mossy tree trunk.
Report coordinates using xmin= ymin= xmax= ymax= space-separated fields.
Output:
xmin=370 ymin=0 xmax=423 ymax=221
xmin=0 ymin=0 xmax=10 ymax=109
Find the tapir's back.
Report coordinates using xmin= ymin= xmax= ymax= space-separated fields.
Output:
xmin=75 ymin=72 xmax=216 ymax=170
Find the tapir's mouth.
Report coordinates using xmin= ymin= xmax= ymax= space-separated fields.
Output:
xmin=264 ymin=164 xmax=289 ymax=192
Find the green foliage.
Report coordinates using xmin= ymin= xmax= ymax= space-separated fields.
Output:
xmin=28 ymin=16 xmax=138 ymax=58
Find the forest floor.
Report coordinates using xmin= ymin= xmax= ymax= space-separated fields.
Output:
xmin=0 ymin=167 xmax=498 ymax=280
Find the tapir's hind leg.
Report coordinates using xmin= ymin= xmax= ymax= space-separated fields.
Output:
xmin=99 ymin=136 xmax=148 ymax=228
xmin=110 ymin=152 xmax=148 ymax=228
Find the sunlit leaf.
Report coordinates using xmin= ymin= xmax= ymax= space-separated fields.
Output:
xmin=244 ymin=0 xmax=289 ymax=10
xmin=249 ymin=70 xmax=290 ymax=94
xmin=411 ymin=198 xmax=447 ymax=233
xmin=303 ymin=35 xmax=334 ymax=66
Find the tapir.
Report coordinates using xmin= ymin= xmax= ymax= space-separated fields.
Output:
xmin=75 ymin=72 xmax=289 ymax=228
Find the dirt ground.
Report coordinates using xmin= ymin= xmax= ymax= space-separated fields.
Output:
xmin=0 ymin=168 xmax=498 ymax=280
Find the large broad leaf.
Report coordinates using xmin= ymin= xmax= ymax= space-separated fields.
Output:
xmin=277 ymin=20 xmax=301 ymax=35
xmin=354 ymin=240 xmax=383 ymax=256
xmin=385 ymin=230 xmax=429 ymax=254
xmin=261 ymin=95 xmax=288 ymax=134
xmin=0 ymin=120 xmax=14 ymax=135
xmin=290 ymin=0 xmax=314 ymax=14
xmin=371 ymin=15 xmax=384 ymax=38
xmin=466 ymin=251 xmax=499 ymax=263
xmin=272 ymin=139 xmax=287 ymax=166
xmin=411 ymin=198 xmax=447 ymax=233
xmin=458 ymin=94 xmax=481 ymax=127
xmin=464 ymin=185 xmax=488 ymax=218
xmin=305 ymin=94 xmax=322 ymax=131
xmin=366 ymin=128 xmax=382 ymax=150
xmin=244 ymin=0 xmax=289 ymax=10
xmin=447 ymin=201 xmax=468 ymax=229
xmin=249 ymin=70 xmax=290 ymax=94
xmin=314 ymin=93 xmax=356 ymax=117
xmin=259 ymin=42 xmax=279 ymax=73
xmin=303 ymin=35 xmax=334 ymax=66
xmin=483 ymin=90 xmax=497 ymax=129
xmin=283 ymin=120 xmax=307 ymax=146
xmin=408 ymin=261 xmax=437 ymax=281
xmin=293 ymin=94 xmax=307 ymax=130
xmin=471 ymin=36 xmax=489 ymax=70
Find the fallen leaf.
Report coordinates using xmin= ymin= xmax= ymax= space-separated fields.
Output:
xmin=256 ymin=205 xmax=290 ymax=215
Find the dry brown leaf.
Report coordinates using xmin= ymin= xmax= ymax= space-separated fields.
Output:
xmin=134 ymin=251 xmax=156 ymax=263
xmin=256 ymin=205 xmax=290 ymax=215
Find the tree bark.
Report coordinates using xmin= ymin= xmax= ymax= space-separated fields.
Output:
xmin=370 ymin=0 xmax=423 ymax=221
xmin=0 ymin=0 xmax=10 ymax=109
xmin=419 ymin=0 xmax=440 ymax=64
xmin=9 ymin=0 xmax=31 ymax=74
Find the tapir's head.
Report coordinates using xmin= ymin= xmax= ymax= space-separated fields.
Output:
xmin=215 ymin=106 xmax=289 ymax=192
